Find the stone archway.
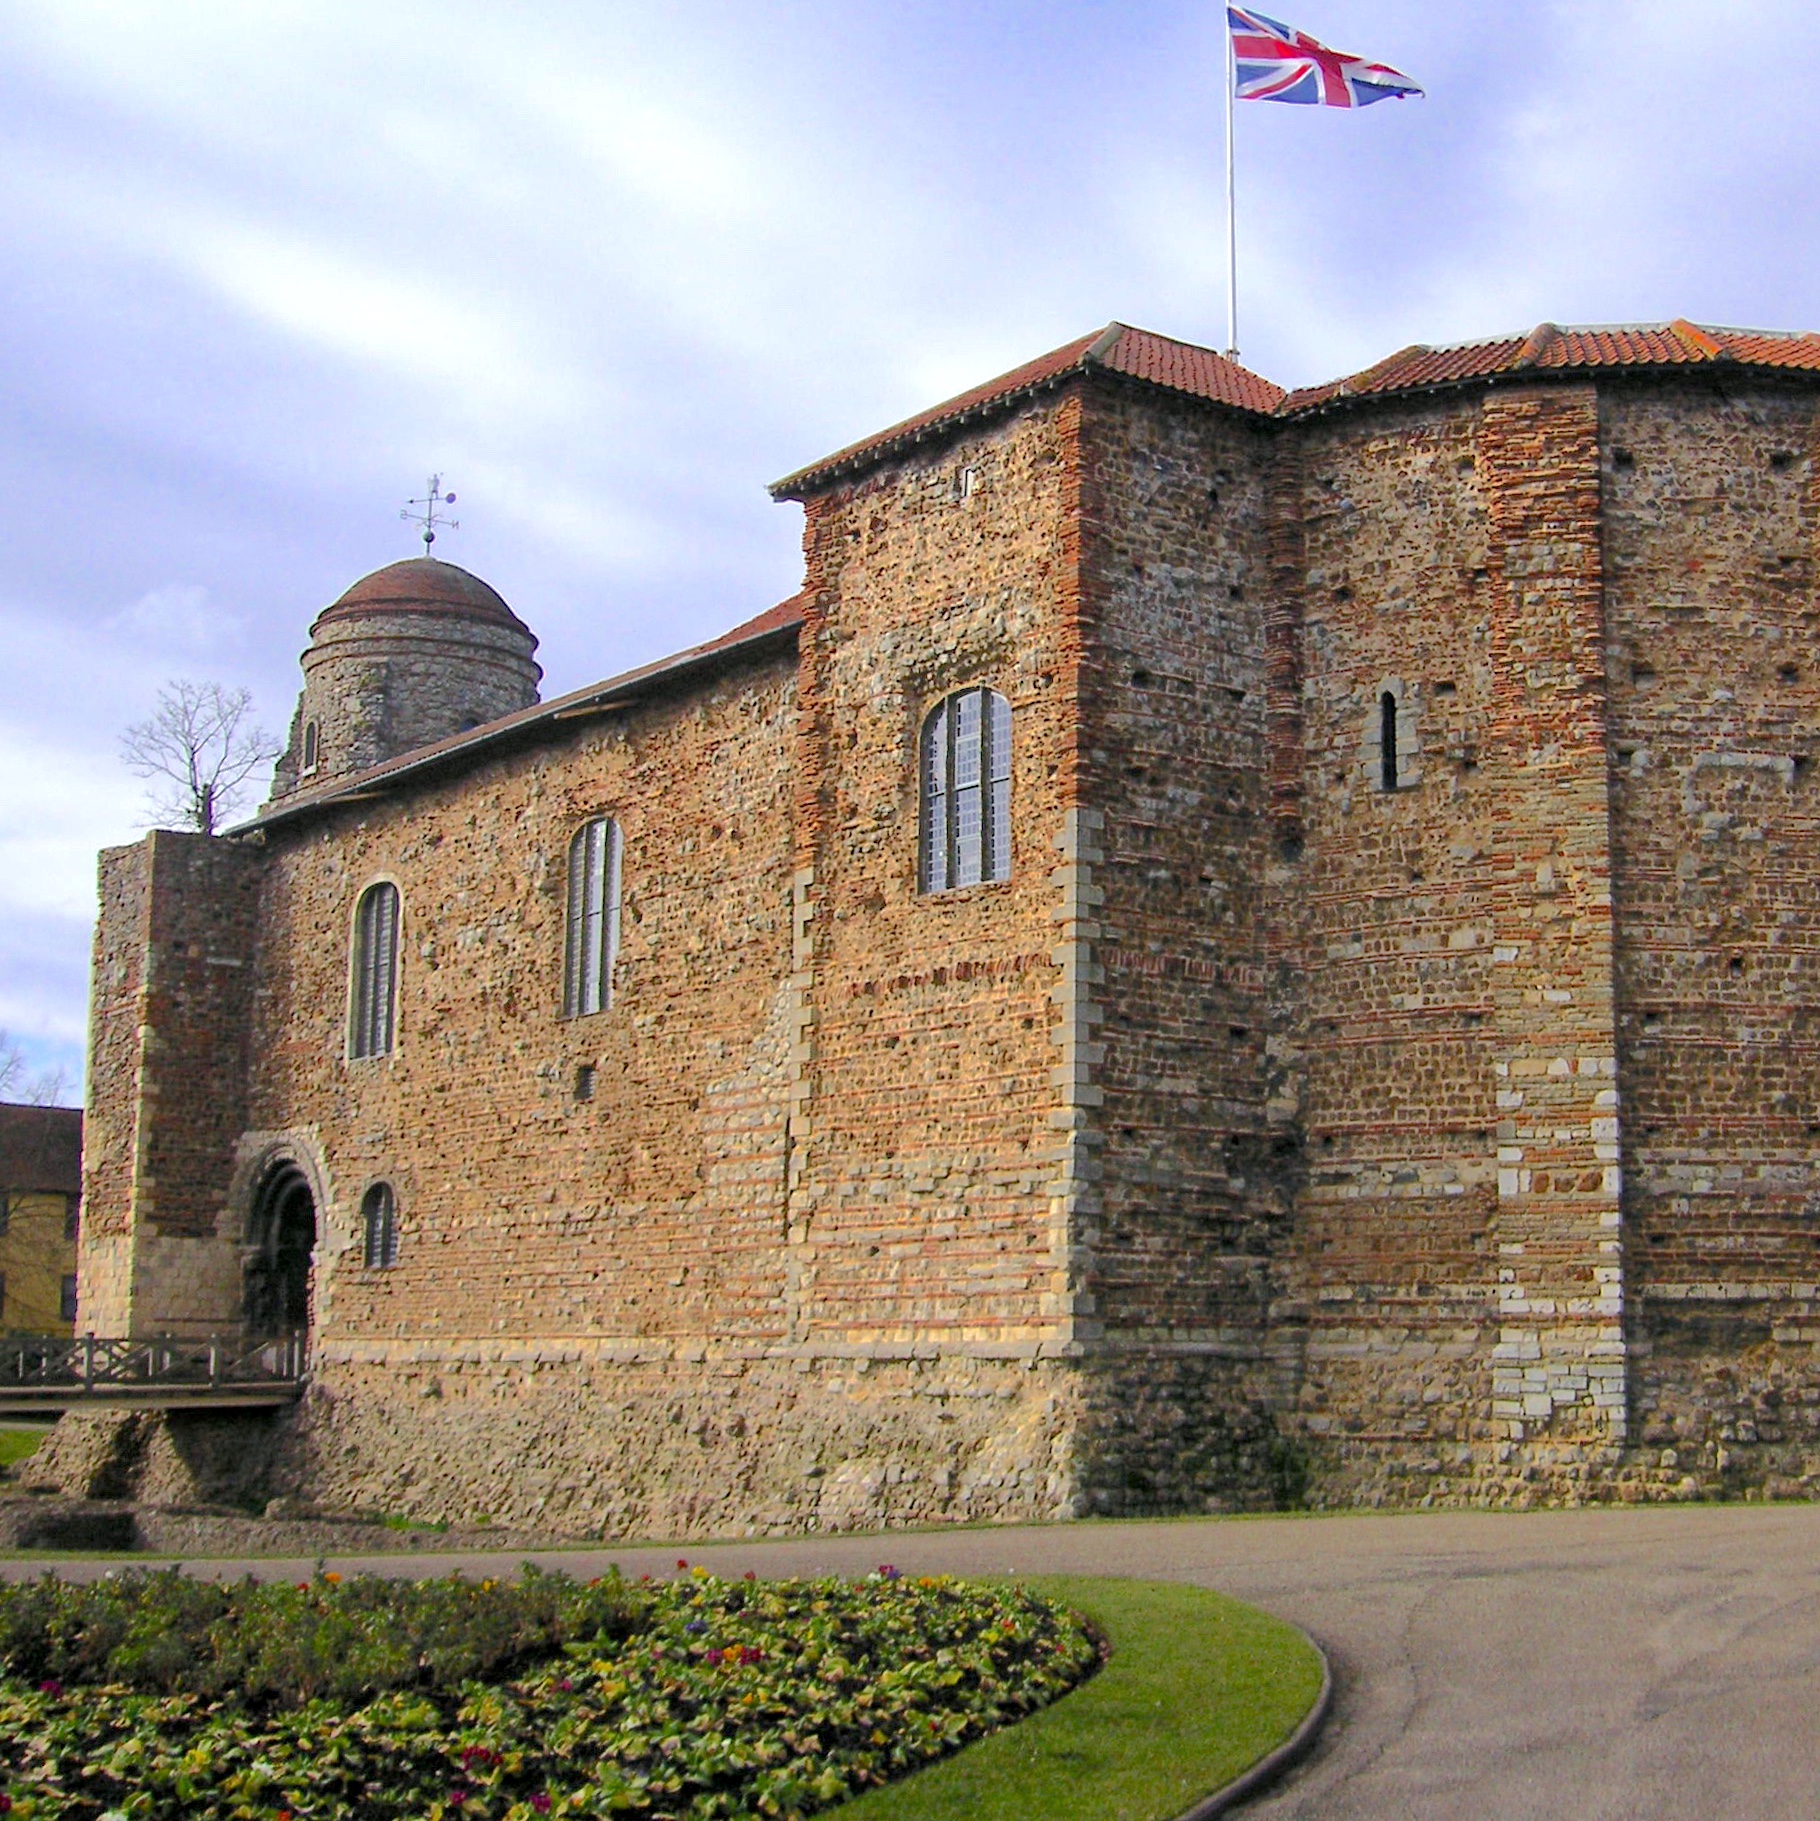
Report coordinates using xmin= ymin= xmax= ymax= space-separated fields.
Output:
xmin=243 ymin=1162 xmax=316 ymax=1339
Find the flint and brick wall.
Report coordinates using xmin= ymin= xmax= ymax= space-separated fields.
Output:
xmin=1604 ymin=381 xmax=1820 ymax=1493
xmin=1070 ymin=382 xmax=1286 ymax=1510
xmin=79 ymin=831 xmax=262 ymax=1337
xmin=782 ymin=395 xmax=1091 ymax=1524
xmin=250 ymin=656 xmax=808 ymax=1533
xmin=1274 ymin=395 xmax=1506 ymax=1501
xmin=75 ymin=361 xmax=1820 ymax=1530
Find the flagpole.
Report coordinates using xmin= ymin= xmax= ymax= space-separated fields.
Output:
xmin=1224 ymin=11 xmax=1238 ymax=357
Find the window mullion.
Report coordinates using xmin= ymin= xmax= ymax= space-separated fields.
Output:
xmin=954 ymin=688 xmax=969 ymax=888
xmin=981 ymin=688 xmax=994 ymax=882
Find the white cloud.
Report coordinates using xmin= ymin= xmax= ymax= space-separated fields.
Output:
xmin=0 ymin=723 xmax=138 ymax=920
xmin=105 ymin=583 xmax=231 ymax=653
xmin=173 ymin=223 xmax=575 ymax=424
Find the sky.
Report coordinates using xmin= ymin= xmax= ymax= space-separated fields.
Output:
xmin=2 ymin=0 xmax=1817 ymax=1101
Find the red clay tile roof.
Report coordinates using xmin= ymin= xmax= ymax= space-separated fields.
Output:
xmin=245 ymin=595 xmax=806 ymax=833
xmin=775 ymin=318 xmax=1820 ymax=493
xmin=1281 ymin=320 xmax=1820 ymax=413
xmin=0 ymin=1103 xmax=81 ymax=1196
xmin=249 ymin=318 xmax=1820 ymax=830
xmin=771 ymin=325 xmax=1285 ymax=497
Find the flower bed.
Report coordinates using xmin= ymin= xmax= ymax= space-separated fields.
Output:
xmin=0 ymin=1564 xmax=1100 ymax=1819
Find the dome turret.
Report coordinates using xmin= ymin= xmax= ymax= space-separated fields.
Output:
xmin=270 ymin=559 xmax=542 ymax=798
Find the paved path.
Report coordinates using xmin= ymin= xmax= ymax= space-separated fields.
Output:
xmin=7 ymin=1502 xmax=1819 ymax=1818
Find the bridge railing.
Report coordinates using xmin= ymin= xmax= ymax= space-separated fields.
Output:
xmin=0 ymin=1332 xmax=307 ymax=1393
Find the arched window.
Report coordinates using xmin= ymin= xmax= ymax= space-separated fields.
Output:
xmin=301 ymin=720 xmax=321 ymax=774
xmin=349 ymin=881 xmax=400 ymax=1058
xmin=920 ymin=687 xmax=1012 ymax=893
xmin=564 ymin=817 xmax=622 ymax=1017
xmin=1379 ymin=691 xmax=1399 ymax=792
xmin=361 ymin=1182 xmax=399 ymax=1269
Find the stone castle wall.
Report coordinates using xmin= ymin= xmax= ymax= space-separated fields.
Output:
xmin=789 ymin=398 xmax=1075 ymax=1354
xmin=1067 ymin=382 xmax=1287 ymax=1511
xmin=70 ymin=360 xmax=1820 ymax=1531
xmin=1270 ymin=390 xmax=1507 ymax=1506
xmin=1604 ymin=382 xmax=1820 ymax=1495
xmin=247 ymin=654 xmax=803 ymax=1526
xmin=79 ymin=831 xmax=262 ymax=1337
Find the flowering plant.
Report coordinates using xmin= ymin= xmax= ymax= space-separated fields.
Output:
xmin=0 ymin=1567 xmax=1097 ymax=1819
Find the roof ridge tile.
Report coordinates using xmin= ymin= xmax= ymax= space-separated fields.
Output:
xmin=1516 ymin=322 xmax=1562 ymax=368
xmin=1084 ymin=322 xmax=1126 ymax=363
xmin=1668 ymin=318 xmax=1727 ymax=360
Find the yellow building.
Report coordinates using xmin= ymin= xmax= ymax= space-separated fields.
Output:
xmin=0 ymin=1103 xmax=80 ymax=1335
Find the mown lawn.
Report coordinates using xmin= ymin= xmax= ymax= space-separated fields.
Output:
xmin=835 ymin=1576 xmax=1324 ymax=1821
xmin=0 ymin=1427 xmax=49 ymax=1470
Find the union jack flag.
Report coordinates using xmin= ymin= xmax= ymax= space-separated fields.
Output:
xmin=1228 ymin=7 xmax=1423 ymax=108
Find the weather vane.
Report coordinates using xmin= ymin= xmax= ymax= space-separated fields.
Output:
xmin=401 ymin=475 xmax=458 ymax=553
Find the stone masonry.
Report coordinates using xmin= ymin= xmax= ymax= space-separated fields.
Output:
xmin=67 ymin=319 xmax=1820 ymax=1532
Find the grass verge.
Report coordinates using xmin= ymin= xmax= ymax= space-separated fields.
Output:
xmin=0 ymin=1428 xmax=48 ymax=1470
xmin=834 ymin=1576 xmax=1323 ymax=1821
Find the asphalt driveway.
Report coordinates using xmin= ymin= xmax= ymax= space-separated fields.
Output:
xmin=6 ymin=1501 xmax=1817 ymax=1818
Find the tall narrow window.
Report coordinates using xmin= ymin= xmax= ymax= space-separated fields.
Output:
xmin=1379 ymin=691 xmax=1399 ymax=792
xmin=59 ymin=1274 xmax=78 ymax=1323
xmin=920 ymin=687 xmax=1012 ymax=893
xmin=349 ymin=881 xmax=400 ymax=1058
xmin=361 ymin=1182 xmax=399 ymax=1269
xmin=301 ymin=720 xmax=321 ymax=774
xmin=564 ymin=817 xmax=622 ymax=1017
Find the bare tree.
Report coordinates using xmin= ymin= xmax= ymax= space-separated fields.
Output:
xmin=120 ymin=679 xmax=280 ymax=836
xmin=0 ymin=1030 xmax=70 ymax=1108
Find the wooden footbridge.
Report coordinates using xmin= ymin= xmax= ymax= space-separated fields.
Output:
xmin=0 ymin=1334 xmax=306 ymax=1416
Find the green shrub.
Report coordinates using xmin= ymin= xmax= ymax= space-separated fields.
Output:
xmin=0 ymin=1567 xmax=1098 ymax=1820
xmin=0 ymin=1564 xmax=642 ymax=1710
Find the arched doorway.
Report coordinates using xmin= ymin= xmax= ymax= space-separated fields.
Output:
xmin=243 ymin=1163 xmax=316 ymax=1339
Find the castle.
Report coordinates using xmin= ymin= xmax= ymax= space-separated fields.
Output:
xmin=69 ymin=318 xmax=1820 ymax=1531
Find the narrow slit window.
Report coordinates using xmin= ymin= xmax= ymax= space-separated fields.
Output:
xmin=920 ymin=687 xmax=1012 ymax=893
xmin=301 ymin=720 xmax=321 ymax=774
xmin=361 ymin=1182 xmax=399 ymax=1269
xmin=564 ymin=817 xmax=622 ymax=1017
xmin=349 ymin=882 xmax=400 ymax=1058
xmin=1379 ymin=691 xmax=1399 ymax=792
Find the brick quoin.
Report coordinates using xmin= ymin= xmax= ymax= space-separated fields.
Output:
xmin=64 ymin=321 xmax=1820 ymax=1530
